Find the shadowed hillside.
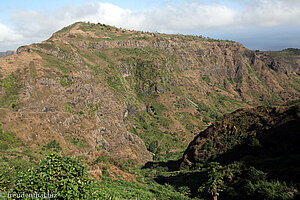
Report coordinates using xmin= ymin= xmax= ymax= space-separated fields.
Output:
xmin=181 ymin=100 xmax=300 ymax=169
xmin=148 ymin=100 xmax=300 ymax=199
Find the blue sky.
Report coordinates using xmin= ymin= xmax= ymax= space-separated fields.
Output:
xmin=1 ymin=0 xmax=300 ymax=51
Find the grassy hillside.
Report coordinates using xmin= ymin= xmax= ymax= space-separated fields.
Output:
xmin=13 ymin=22 xmax=299 ymax=161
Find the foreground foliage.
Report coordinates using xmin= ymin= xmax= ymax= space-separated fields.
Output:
xmin=12 ymin=153 xmax=92 ymax=199
xmin=92 ymin=177 xmax=189 ymax=200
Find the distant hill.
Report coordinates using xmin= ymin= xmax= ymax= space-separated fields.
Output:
xmin=257 ymin=48 xmax=300 ymax=75
xmin=0 ymin=50 xmax=14 ymax=58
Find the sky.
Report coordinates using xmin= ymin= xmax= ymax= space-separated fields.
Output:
xmin=0 ymin=0 xmax=300 ymax=51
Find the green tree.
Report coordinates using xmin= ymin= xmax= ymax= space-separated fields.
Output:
xmin=148 ymin=140 xmax=159 ymax=153
xmin=199 ymin=162 xmax=225 ymax=200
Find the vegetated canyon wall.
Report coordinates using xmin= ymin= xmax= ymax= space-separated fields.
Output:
xmin=0 ymin=22 xmax=299 ymax=163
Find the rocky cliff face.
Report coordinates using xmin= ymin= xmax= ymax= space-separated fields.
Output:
xmin=0 ymin=22 xmax=299 ymax=163
xmin=0 ymin=51 xmax=152 ymax=163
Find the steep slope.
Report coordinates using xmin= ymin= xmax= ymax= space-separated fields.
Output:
xmin=0 ymin=22 xmax=299 ymax=165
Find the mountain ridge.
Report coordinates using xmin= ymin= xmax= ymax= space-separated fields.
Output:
xmin=0 ymin=22 xmax=299 ymax=166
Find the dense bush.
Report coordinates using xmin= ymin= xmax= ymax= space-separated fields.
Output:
xmin=12 ymin=153 xmax=92 ymax=199
xmin=0 ymin=164 xmax=11 ymax=191
xmin=244 ymin=180 xmax=295 ymax=200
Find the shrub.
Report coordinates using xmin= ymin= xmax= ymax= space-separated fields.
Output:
xmin=198 ymin=162 xmax=225 ymax=200
xmin=244 ymin=180 xmax=295 ymax=200
xmin=0 ymin=74 xmax=22 ymax=109
xmin=64 ymin=103 xmax=74 ymax=113
xmin=0 ymin=164 xmax=11 ymax=191
xmin=60 ymin=75 xmax=72 ymax=87
xmin=148 ymin=140 xmax=158 ymax=153
xmin=246 ymin=167 xmax=267 ymax=182
xmin=12 ymin=153 xmax=92 ymax=199
xmin=42 ymin=140 xmax=62 ymax=152
xmin=0 ymin=74 xmax=16 ymax=89
xmin=178 ymin=186 xmax=191 ymax=196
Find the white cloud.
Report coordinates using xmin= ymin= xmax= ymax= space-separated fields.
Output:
xmin=1 ymin=0 xmax=300 ymax=51
xmin=143 ymin=3 xmax=238 ymax=32
xmin=0 ymin=23 xmax=23 ymax=42
xmin=0 ymin=23 xmax=23 ymax=51
xmin=240 ymin=0 xmax=300 ymax=27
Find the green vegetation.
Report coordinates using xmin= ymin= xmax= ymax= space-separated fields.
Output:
xmin=175 ymin=102 xmax=299 ymax=199
xmin=0 ymin=148 xmax=189 ymax=199
xmin=0 ymin=21 xmax=299 ymax=200
xmin=92 ymin=177 xmax=189 ymax=200
xmin=42 ymin=140 xmax=62 ymax=152
xmin=94 ymin=51 xmax=111 ymax=64
xmin=130 ymin=102 xmax=187 ymax=161
xmin=0 ymin=74 xmax=22 ymax=109
xmin=2 ymin=138 xmax=295 ymax=199
xmin=132 ymin=111 xmax=183 ymax=157
xmin=124 ymin=58 xmax=161 ymax=101
xmin=64 ymin=102 xmax=74 ymax=113
xmin=106 ymin=73 xmax=125 ymax=93
xmin=143 ymin=159 xmax=297 ymax=200
xmin=38 ymin=52 xmax=71 ymax=73
xmin=13 ymin=153 xmax=92 ymax=199
xmin=0 ymin=74 xmax=17 ymax=88
xmin=86 ymin=103 xmax=99 ymax=116
xmin=193 ymin=98 xmax=220 ymax=123
xmin=198 ymin=162 xmax=224 ymax=200
xmin=0 ymin=157 xmax=35 ymax=192
xmin=0 ymin=124 xmax=23 ymax=151
xmin=0 ymin=126 xmax=36 ymax=191
xmin=101 ymin=57 xmax=192 ymax=161
xmin=244 ymin=179 xmax=294 ymax=200
xmin=66 ymin=136 xmax=89 ymax=148
xmin=0 ymin=163 xmax=11 ymax=191
xmin=245 ymin=63 xmax=282 ymax=105
xmin=60 ymin=75 xmax=72 ymax=87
